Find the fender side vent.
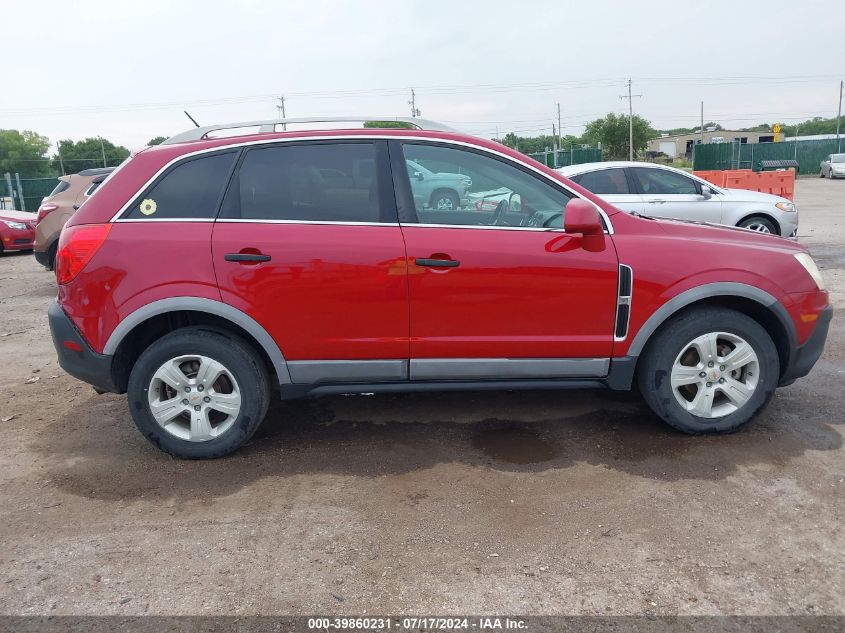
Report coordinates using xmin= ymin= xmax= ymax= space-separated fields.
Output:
xmin=614 ymin=264 xmax=633 ymax=341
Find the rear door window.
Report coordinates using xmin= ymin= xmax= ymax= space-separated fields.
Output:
xmin=123 ymin=151 xmax=237 ymax=219
xmin=631 ymin=167 xmax=699 ymax=195
xmin=220 ymin=142 xmax=390 ymax=223
xmin=574 ymin=168 xmax=630 ymax=195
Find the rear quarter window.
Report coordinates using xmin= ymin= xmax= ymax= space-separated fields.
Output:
xmin=122 ymin=151 xmax=237 ymax=220
xmin=49 ymin=180 xmax=70 ymax=197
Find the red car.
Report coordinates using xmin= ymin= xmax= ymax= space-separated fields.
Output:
xmin=48 ymin=117 xmax=832 ymax=459
xmin=0 ymin=210 xmax=36 ymax=254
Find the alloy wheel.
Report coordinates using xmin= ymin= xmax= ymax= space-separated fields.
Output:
xmin=435 ymin=196 xmax=455 ymax=210
xmin=147 ymin=354 xmax=242 ymax=441
xmin=670 ymin=331 xmax=760 ymax=419
xmin=744 ymin=222 xmax=772 ymax=233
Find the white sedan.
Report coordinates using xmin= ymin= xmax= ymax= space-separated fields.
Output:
xmin=557 ymin=161 xmax=798 ymax=238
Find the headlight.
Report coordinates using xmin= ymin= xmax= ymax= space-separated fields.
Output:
xmin=2 ymin=220 xmax=28 ymax=230
xmin=775 ymin=202 xmax=796 ymax=213
xmin=794 ymin=253 xmax=826 ymax=290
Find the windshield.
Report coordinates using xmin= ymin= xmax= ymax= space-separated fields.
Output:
xmin=832 ymin=154 xmax=845 ymax=163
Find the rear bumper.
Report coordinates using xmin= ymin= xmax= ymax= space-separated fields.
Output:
xmin=33 ymin=248 xmax=51 ymax=267
xmin=48 ymin=300 xmax=121 ymax=393
xmin=780 ymin=305 xmax=832 ymax=385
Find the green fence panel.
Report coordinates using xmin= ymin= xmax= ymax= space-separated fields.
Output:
xmin=18 ymin=177 xmax=60 ymax=212
xmin=526 ymin=147 xmax=602 ymax=168
xmin=694 ymin=138 xmax=843 ymax=175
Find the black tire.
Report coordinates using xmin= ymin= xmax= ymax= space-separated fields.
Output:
xmin=637 ymin=308 xmax=779 ymax=435
xmin=430 ymin=189 xmax=459 ymax=210
xmin=47 ymin=241 xmax=58 ymax=272
xmin=820 ymin=169 xmax=825 ymax=178
xmin=738 ymin=216 xmax=777 ymax=234
xmin=127 ymin=327 xmax=270 ymax=459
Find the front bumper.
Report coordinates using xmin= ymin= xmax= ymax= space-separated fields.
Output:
xmin=48 ymin=300 xmax=121 ymax=393
xmin=1 ymin=229 xmax=35 ymax=251
xmin=780 ymin=305 xmax=833 ymax=385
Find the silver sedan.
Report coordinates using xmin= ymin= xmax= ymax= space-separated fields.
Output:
xmin=820 ymin=153 xmax=845 ymax=179
xmin=557 ymin=161 xmax=799 ymax=238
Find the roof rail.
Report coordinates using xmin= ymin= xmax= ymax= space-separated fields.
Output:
xmin=161 ymin=116 xmax=456 ymax=145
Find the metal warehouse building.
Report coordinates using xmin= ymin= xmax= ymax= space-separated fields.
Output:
xmin=648 ymin=130 xmax=778 ymax=159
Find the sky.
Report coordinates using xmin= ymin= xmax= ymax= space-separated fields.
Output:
xmin=5 ymin=0 xmax=843 ymax=153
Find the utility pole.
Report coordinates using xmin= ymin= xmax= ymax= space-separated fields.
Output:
xmin=556 ymin=102 xmax=562 ymax=149
xmin=700 ymin=101 xmax=704 ymax=146
xmin=619 ymin=79 xmax=642 ymax=161
xmin=408 ymin=89 xmax=420 ymax=118
xmin=276 ymin=96 xmax=287 ymax=130
xmin=100 ymin=137 xmax=107 ymax=168
xmin=837 ymin=80 xmax=843 ymax=153
xmin=57 ymin=141 xmax=65 ymax=176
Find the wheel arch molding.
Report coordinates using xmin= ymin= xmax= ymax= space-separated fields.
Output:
xmin=103 ymin=297 xmax=291 ymax=385
xmin=620 ymin=282 xmax=797 ymax=383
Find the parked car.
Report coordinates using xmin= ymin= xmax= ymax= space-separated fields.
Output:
xmin=49 ymin=117 xmax=831 ymax=458
xmin=406 ymin=159 xmax=471 ymax=210
xmin=557 ymin=162 xmax=799 ymax=237
xmin=819 ymin=153 xmax=845 ymax=179
xmin=0 ymin=210 xmax=36 ymax=254
xmin=34 ymin=168 xmax=114 ymax=270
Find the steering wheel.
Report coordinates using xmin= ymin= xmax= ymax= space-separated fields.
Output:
xmin=526 ymin=211 xmax=564 ymax=228
xmin=489 ymin=199 xmax=508 ymax=226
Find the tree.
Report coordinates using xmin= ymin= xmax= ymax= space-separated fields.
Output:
xmin=500 ymin=132 xmax=581 ymax=154
xmin=0 ymin=129 xmax=52 ymax=177
xmin=52 ymin=137 xmax=130 ymax=175
xmin=779 ymin=117 xmax=840 ymax=138
xmin=581 ymin=113 xmax=655 ymax=160
xmin=147 ymin=136 xmax=167 ymax=146
xmin=363 ymin=120 xmax=414 ymax=129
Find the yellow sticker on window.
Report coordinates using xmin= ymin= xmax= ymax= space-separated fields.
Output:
xmin=139 ymin=199 xmax=157 ymax=216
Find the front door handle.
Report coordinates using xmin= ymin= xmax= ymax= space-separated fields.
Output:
xmin=224 ymin=253 xmax=271 ymax=263
xmin=415 ymin=258 xmax=460 ymax=268
xmin=647 ymin=199 xmax=667 ymax=204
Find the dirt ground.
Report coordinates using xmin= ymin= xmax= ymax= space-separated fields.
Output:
xmin=0 ymin=178 xmax=843 ymax=617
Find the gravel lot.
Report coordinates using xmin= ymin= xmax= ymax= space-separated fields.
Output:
xmin=0 ymin=178 xmax=843 ymax=616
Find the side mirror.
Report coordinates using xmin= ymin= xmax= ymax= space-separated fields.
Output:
xmin=414 ymin=171 xmax=424 ymax=181
xmin=701 ymin=185 xmax=713 ymax=199
xmin=564 ymin=198 xmax=605 ymax=252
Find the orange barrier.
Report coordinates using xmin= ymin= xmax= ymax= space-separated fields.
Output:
xmin=694 ymin=169 xmax=794 ymax=201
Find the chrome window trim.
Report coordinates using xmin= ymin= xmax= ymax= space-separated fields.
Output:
xmin=114 ymin=217 xmax=216 ymax=223
xmin=216 ymin=218 xmax=400 ymax=227
xmin=400 ymin=223 xmax=567 ymax=233
xmin=107 ymin=134 xmax=615 ymax=234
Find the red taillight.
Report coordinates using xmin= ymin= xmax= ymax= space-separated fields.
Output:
xmin=55 ymin=224 xmax=111 ymax=285
xmin=36 ymin=203 xmax=58 ymax=225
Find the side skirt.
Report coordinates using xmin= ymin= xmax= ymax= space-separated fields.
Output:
xmin=280 ymin=378 xmax=607 ymax=400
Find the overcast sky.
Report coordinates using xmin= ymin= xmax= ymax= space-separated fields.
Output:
xmin=5 ymin=0 xmax=843 ymax=152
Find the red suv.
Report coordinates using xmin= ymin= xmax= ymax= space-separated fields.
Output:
xmin=48 ymin=117 xmax=832 ymax=459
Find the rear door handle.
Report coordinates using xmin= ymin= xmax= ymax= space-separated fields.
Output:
xmin=224 ymin=253 xmax=271 ymax=263
xmin=415 ymin=258 xmax=460 ymax=268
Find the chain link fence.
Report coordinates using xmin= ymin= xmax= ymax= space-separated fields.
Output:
xmin=2 ymin=174 xmax=59 ymax=212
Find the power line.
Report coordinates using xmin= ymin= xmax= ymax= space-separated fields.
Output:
xmin=2 ymin=74 xmax=841 ymax=116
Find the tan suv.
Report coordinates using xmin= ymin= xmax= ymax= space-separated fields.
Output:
xmin=34 ymin=167 xmax=114 ymax=270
